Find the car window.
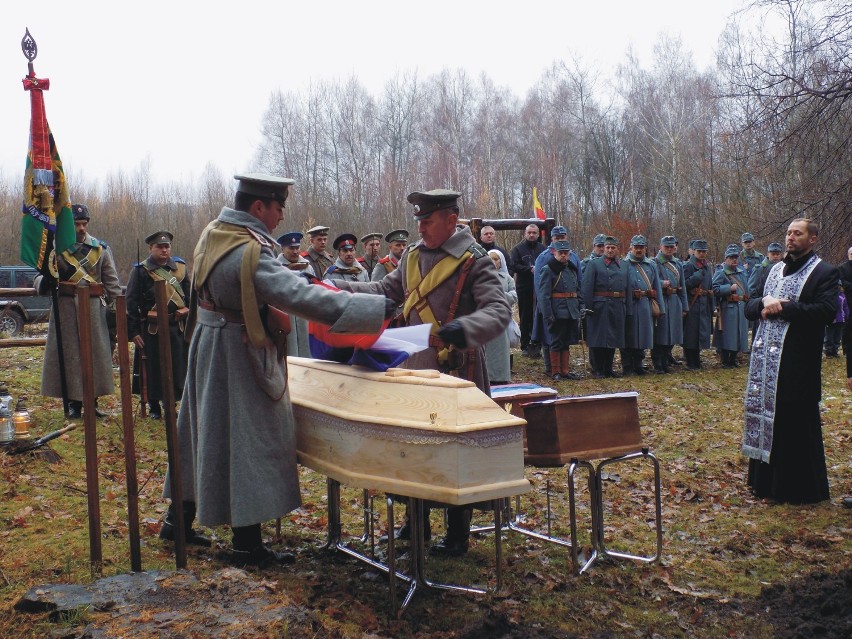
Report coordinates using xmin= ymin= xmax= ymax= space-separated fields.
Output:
xmin=0 ymin=271 xmax=10 ymax=288
xmin=15 ymin=270 xmax=37 ymax=288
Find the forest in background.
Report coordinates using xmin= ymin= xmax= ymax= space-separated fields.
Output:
xmin=0 ymin=0 xmax=849 ymax=281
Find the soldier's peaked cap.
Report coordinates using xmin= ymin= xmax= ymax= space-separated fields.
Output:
xmin=741 ymin=232 xmax=754 ymax=242
xmin=593 ymin=233 xmax=607 ymax=245
xmin=360 ymin=232 xmax=383 ymax=244
xmin=333 ymin=233 xmax=358 ymax=250
xmin=551 ymin=226 xmax=568 ymax=236
xmin=407 ymin=189 xmax=462 ymax=220
xmin=630 ymin=234 xmax=648 ymax=246
xmin=385 ymin=229 xmax=410 ymax=243
xmin=277 ymin=231 xmax=303 ymax=247
xmin=767 ymin=242 xmax=784 ymax=252
xmin=660 ymin=235 xmax=677 ymax=247
xmin=145 ymin=230 xmax=173 ymax=245
xmin=725 ymin=245 xmax=740 ymax=258
xmin=307 ymin=225 xmax=330 ymax=236
xmin=692 ymin=239 xmax=709 ymax=250
xmin=234 ymin=173 xmax=294 ymax=205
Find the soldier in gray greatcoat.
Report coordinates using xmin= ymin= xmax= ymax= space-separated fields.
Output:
xmin=652 ymin=235 xmax=689 ymax=373
xmin=622 ymin=235 xmax=664 ymax=376
xmin=326 ymin=233 xmax=370 ymax=283
xmin=713 ymin=245 xmax=750 ymax=367
xmin=277 ymin=231 xmax=315 ymax=358
xmin=164 ymin=174 xmax=391 ymax=566
xmin=538 ymin=239 xmax=583 ymax=380
xmin=35 ymin=204 xmax=122 ymax=419
xmin=579 ymin=235 xmax=631 ymax=378
xmin=334 ymin=188 xmax=511 ymax=557
xmin=682 ymin=239 xmax=715 ymax=369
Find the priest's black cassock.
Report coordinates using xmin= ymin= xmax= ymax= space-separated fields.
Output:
xmin=744 ymin=251 xmax=838 ymax=504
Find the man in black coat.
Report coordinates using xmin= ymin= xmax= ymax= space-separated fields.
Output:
xmin=127 ymin=231 xmax=191 ymax=420
xmin=510 ymin=224 xmax=546 ymax=356
xmin=742 ymin=219 xmax=839 ymax=504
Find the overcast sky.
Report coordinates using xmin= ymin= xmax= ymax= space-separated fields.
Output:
xmin=2 ymin=0 xmax=746 ymax=187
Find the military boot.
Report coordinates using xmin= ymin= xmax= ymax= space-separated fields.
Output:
xmin=160 ymin=501 xmax=212 ymax=547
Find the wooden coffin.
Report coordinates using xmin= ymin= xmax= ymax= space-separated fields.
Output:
xmin=521 ymin=392 xmax=642 ymax=467
xmin=287 ymin=357 xmax=530 ymax=505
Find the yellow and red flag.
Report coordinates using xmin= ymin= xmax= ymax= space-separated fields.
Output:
xmin=532 ymin=187 xmax=546 ymax=220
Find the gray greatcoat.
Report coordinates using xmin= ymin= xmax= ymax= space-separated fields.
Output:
xmin=277 ymin=256 xmax=315 ymax=358
xmin=624 ymin=256 xmax=664 ymax=350
xmin=335 ymin=226 xmax=511 ymax=394
xmin=579 ymin=256 xmax=631 ymax=348
xmin=484 ymin=253 xmax=517 ymax=383
xmin=683 ymin=256 xmax=715 ymax=350
xmin=653 ymin=253 xmax=688 ymax=346
xmin=712 ymin=266 xmax=750 ymax=352
xmin=36 ymin=233 xmax=122 ymax=401
xmin=326 ymin=257 xmax=370 ymax=283
xmin=166 ymin=208 xmax=386 ymax=528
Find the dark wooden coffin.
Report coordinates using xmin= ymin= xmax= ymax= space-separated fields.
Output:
xmin=521 ymin=392 xmax=642 ymax=466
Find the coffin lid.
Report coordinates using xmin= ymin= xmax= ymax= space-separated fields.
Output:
xmin=287 ymin=357 xmax=526 ymax=433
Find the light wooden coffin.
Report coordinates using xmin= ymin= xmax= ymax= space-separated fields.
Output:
xmin=287 ymin=357 xmax=530 ymax=505
xmin=521 ymin=392 xmax=642 ymax=467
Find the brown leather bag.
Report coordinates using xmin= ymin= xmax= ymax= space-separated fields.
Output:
xmin=264 ymin=305 xmax=292 ymax=360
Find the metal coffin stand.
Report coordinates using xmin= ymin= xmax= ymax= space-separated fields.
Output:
xmin=514 ymin=391 xmax=663 ymax=573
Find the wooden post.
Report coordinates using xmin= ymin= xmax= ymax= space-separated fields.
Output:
xmin=114 ymin=295 xmax=142 ymax=572
xmin=154 ymin=280 xmax=186 ymax=568
xmin=75 ymin=283 xmax=102 ymax=577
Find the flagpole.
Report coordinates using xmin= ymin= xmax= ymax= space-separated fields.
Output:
xmin=21 ymin=29 xmax=72 ymax=416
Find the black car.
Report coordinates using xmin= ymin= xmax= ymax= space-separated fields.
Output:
xmin=0 ymin=265 xmax=52 ymax=336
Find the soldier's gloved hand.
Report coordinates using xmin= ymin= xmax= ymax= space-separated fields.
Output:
xmin=383 ymin=298 xmax=397 ymax=320
xmin=438 ymin=320 xmax=467 ymax=349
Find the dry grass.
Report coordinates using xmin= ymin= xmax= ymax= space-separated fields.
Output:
xmin=0 ymin=345 xmax=850 ymax=638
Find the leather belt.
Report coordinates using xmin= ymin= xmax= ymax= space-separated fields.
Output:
xmin=146 ymin=309 xmax=189 ymax=325
xmin=594 ymin=291 xmax=623 ymax=298
xmin=691 ymin=289 xmax=713 ymax=296
xmin=58 ymin=281 xmax=104 ymax=297
xmin=199 ymin=299 xmax=244 ymax=324
xmin=663 ymin=287 xmax=682 ymax=295
xmin=551 ymin=292 xmax=577 ymax=298
xmin=632 ymin=289 xmax=657 ymax=299
xmin=729 ymin=294 xmax=749 ymax=303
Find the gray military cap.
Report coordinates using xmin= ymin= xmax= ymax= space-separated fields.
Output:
xmin=407 ymin=189 xmax=462 ymax=220
xmin=552 ymin=240 xmax=572 ymax=251
xmin=741 ymin=232 xmax=754 ymax=242
xmin=660 ymin=235 xmax=677 ymax=247
xmin=360 ymin=232 xmax=383 ymax=244
xmin=725 ymin=245 xmax=740 ymax=258
xmin=234 ymin=173 xmax=294 ymax=205
xmin=767 ymin=242 xmax=784 ymax=252
xmin=693 ymin=239 xmax=709 ymax=251
xmin=604 ymin=235 xmax=619 ymax=246
xmin=630 ymin=235 xmax=648 ymax=246
xmin=593 ymin=233 xmax=606 ymax=246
